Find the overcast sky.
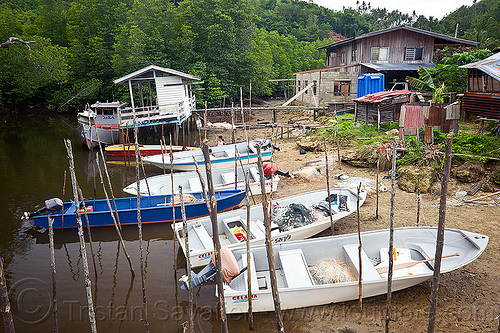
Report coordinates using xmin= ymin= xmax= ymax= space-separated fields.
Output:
xmin=311 ymin=0 xmax=474 ymax=19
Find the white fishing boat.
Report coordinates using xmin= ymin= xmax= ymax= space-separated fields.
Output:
xmin=123 ymin=164 xmax=279 ymax=196
xmin=142 ymin=139 xmax=273 ymax=171
xmin=76 ymin=101 xmax=125 ymax=149
xmin=217 ymin=227 xmax=487 ymax=313
xmin=174 ymin=188 xmax=367 ymax=268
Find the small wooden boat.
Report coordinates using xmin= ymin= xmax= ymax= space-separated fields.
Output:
xmin=143 ymin=139 xmax=273 ymax=171
xmin=105 ymin=144 xmax=196 ymax=157
xmin=174 ymin=188 xmax=367 ymax=268
xmin=220 ymin=227 xmax=488 ymax=313
xmin=123 ymin=164 xmax=279 ymax=196
xmin=76 ymin=102 xmax=125 ymax=149
xmin=31 ymin=190 xmax=245 ymax=229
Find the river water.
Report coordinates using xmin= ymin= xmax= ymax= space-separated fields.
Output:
xmin=0 ymin=114 xmax=278 ymax=332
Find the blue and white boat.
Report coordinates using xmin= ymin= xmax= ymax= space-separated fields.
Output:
xmin=31 ymin=190 xmax=245 ymax=229
xmin=142 ymin=139 xmax=273 ymax=171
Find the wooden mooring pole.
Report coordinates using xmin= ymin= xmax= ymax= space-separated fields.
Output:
xmin=376 ymin=158 xmax=380 ymax=219
xmin=48 ymin=216 xmax=59 ymax=333
xmin=169 ymin=135 xmax=177 ymax=273
xmin=385 ymin=141 xmax=397 ymax=333
xmin=134 ymin=123 xmax=150 ymax=333
xmin=202 ymin=140 xmax=229 ymax=333
xmin=179 ymin=186 xmax=194 ymax=333
xmin=357 ymin=183 xmax=363 ymax=312
xmin=324 ymin=138 xmax=334 ymax=236
xmin=1 ymin=256 xmax=15 ymax=333
xmin=416 ymin=174 xmax=421 ymax=227
xmin=427 ymin=133 xmax=453 ymax=333
xmin=76 ymin=186 xmax=98 ymax=279
xmin=95 ymin=155 xmax=135 ymax=277
xmin=244 ymin=171 xmax=254 ymax=330
xmin=64 ymin=139 xmax=97 ymax=333
xmin=257 ymin=144 xmax=284 ymax=332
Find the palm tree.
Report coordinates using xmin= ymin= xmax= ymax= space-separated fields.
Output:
xmin=406 ymin=67 xmax=445 ymax=104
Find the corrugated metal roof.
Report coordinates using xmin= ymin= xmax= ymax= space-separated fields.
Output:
xmin=319 ymin=26 xmax=478 ymax=50
xmin=361 ymin=63 xmax=436 ymax=71
xmin=459 ymin=52 xmax=500 ymax=82
xmin=354 ymin=90 xmax=411 ymax=103
xmin=114 ymin=65 xmax=201 ymax=85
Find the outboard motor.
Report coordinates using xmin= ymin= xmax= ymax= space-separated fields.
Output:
xmin=180 ymin=247 xmax=241 ymax=291
xmin=22 ymin=198 xmax=63 ymax=220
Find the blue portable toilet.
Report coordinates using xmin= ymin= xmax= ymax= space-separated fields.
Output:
xmin=357 ymin=73 xmax=385 ymax=98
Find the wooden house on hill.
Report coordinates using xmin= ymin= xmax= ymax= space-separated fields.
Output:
xmin=460 ymin=52 xmax=500 ymax=120
xmin=293 ymin=26 xmax=478 ymax=107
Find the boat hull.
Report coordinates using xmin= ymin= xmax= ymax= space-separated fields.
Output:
xmin=175 ymin=188 xmax=367 ymax=268
xmin=105 ymin=144 xmax=192 ymax=157
xmin=77 ymin=124 xmax=120 ymax=149
xmin=123 ymin=164 xmax=279 ymax=196
xmin=223 ymin=227 xmax=488 ymax=313
xmin=33 ymin=190 xmax=245 ymax=229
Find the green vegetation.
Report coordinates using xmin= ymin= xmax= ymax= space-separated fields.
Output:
xmin=0 ymin=0 xmax=499 ymax=111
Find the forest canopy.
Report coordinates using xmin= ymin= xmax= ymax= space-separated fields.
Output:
xmin=0 ymin=0 xmax=498 ymax=111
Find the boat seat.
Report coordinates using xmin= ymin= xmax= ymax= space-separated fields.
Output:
xmin=249 ymin=167 xmax=260 ymax=183
xmin=241 ymin=253 xmax=259 ymax=292
xmin=279 ymin=249 xmax=313 ymax=288
xmin=248 ymin=142 xmax=257 ymax=154
xmin=342 ymin=245 xmax=381 ymax=281
xmin=250 ymin=220 xmax=265 ymax=240
xmin=192 ymin=224 xmax=213 ymax=250
xmin=221 ymin=172 xmax=236 ymax=185
xmin=188 ymin=178 xmax=202 ymax=192
xmin=225 ymin=149 xmax=235 ymax=157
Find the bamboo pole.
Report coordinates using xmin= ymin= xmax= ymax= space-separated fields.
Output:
xmin=77 ymin=187 xmax=98 ymax=279
xmin=179 ymin=186 xmax=194 ymax=333
xmin=357 ymin=183 xmax=362 ymax=312
xmin=160 ymin=138 xmax=166 ymax=175
xmin=95 ymin=155 xmax=135 ymax=276
xmin=134 ymin=123 xmax=150 ymax=333
xmin=324 ymin=138 xmax=334 ymax=236
xmin=202 ymin=140 xmax=229 ymax=333
xmin=249 ymin=80 xmax=252 ymax=119
xmin=240 ymin=92 xmax=250 ymax=165
xmin=416 ymin=174 xmax=421 ymax=227
xmin=95 ymin=128 xmax=122 ymax=229
xmin=236 ymin=151 xmax=256 ymax=205
xmin=48 ymin=216 xmax=59 ymax=333
xmin=244 ymin=171 xmax=254 ymax=330
xmin=336 ymin=123 xmax=341 ymax=170
xmin=385 ymin=141 xmax=397 ymax=333
xmin=234 ymin=146 xmax=238 ymax=190
xmin=427 ymin=133 xmax=453 ymax=333
xmin=204 ymin=101 xmax=208 ymax=140
xmin=231 ymin=103 xmax=235 ymax=144
xmin=376 ymin=158 xmax=380 ymax=219
xmin=139 ymin=156 xmax=151 ymax=196
xmin=61 ymin=170 xmax=66 ymax=230
xmin=375 ymin=156 xmax=380 ymax=220
xmin=64 ymin=139 xmax=97 ymax=333
xmin=256 ymin=144 xmax=284 ymax=333
xmin=169 ymin=135 xmax=178 ymax=275
xmin=0 ymin=256 xmax=15 ymax=333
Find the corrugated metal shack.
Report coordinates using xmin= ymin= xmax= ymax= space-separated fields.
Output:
xmin=460 ymin=52 xmax=500 ymax=119
xmin=354 ymin=90 xmax=411 ymax=128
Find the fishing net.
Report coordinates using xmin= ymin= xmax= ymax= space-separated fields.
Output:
xmin=170 ymin=194 xmax=201 ymax=205
xmin=309 ymin=258 xmax=357 ymax=284
xmin=271 ymin=203 xmax=318 ymax=231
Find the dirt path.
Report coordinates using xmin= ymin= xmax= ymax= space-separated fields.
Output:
xmin=206 ymin=108 xmax=500 ymax=332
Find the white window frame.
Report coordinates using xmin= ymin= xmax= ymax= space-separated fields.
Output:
xmin=371 ymin=47 xmax=389 ymax=61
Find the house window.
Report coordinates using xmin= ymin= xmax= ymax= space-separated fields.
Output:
xmin=329 ymin=53 xmax=336 ymax=67
xmin=351 ymin=43 xmax=357 ymax=62
xmin=304 ymin=80 xmax=308 ymax=94
xmin=340 ymin=52 xmax=346 ymax=64
xmin=371 ymin=47 xmax=389 ymax=61
xmin=333 ymin=81 xmax=351 ymax=96
xmin=405 ymin=47 xmax=423 ymax=61
xmin=313 ymin=81 xmax=317 ymax=95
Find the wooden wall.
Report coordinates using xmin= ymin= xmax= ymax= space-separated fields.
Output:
xmin=467 ymin=69 xmax=500 ymax=93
